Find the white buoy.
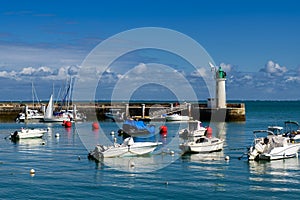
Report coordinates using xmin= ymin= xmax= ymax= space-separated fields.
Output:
xmin=110 ymin=131 xmax=115 ymax=135
xmin=225 ymin=155 xmax=230 ymax=161
xmin=55 ymin=133 xmax=60 ymax=138
xmin=30 ymin=168 xmax=35 ymax=174
xmin=130 ymin=162 xmax=135 ymax=168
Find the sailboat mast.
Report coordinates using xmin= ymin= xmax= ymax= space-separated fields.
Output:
xmin=32 ymin=82 xmax=34 ymax=109
xmin=67 ymin=77 xmax=73 ymax=110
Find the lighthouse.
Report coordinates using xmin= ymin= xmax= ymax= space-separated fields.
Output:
xmin=215 ymin=66 xmax=227 ymax=108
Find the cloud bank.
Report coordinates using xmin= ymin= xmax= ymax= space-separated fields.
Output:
xmin=0 ymin=60 xmax=299 ymax=101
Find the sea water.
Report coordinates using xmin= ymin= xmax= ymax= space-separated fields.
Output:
xmin=0 ymin=101 xmax=300 ymax=199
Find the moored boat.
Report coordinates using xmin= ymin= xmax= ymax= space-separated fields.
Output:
xmin=9 ymin=127 xmax=48 ymax=141
xmin=117 ymin=119 xmax=156 ymax=141
xmin=165 ymin=114 xmax=191 ymax=121
xmin=88 ymin=137 xmax=162 ymax=159
xmin=248 ymin=130 xmax=300 ymax=161
xmin=179 ymin=120 xmax=207 ymax=138
xmin=104 ymin=108 xmax=124 ymax=121
xmin=179 ymin=136 xmax=224 ymax=154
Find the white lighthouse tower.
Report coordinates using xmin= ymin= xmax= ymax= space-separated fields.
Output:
xmin=208 ymin=63 xmax=227 ymax=109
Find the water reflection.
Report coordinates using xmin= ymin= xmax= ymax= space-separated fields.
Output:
xmin=11 ymin=138 xmax=46 ymax=147
xmin=249 ymin=158 xmax=300 ymax=192
xmin=94 ymin=153 xmax=177 ymax=173
xmin=183 ymin=151 xmax=225 ymax=163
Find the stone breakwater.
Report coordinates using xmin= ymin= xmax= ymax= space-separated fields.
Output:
xmin=0 ymin=102 xmax=245 ymax=122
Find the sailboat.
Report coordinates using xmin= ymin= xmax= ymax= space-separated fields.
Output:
xmin=55 ymin=77 xmax=86 ymax=121
xmin=43 ymin=94 xmax=72 ymax=122
xmin=15 ymin=82 xmax=44 ymax=122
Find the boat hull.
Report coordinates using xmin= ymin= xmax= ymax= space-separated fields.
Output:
xmin=250 ymin=144 xmax=300 ymax=161
xmin=90 ymin=141 xmax=162 ymax=160
xmin=10 ymin=128 xmax=47 ymax=140
xmin=180 ymin=138 xmax=224 ymax=153
xmin=165 ymin=114 xmax=191 ymax=121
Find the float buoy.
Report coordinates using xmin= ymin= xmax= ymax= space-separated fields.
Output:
xmin=30 ymin=169 xmax=35 ymax=174
xmin=159 ymin=125 xmax=168 ymax=137
xmin=62 ymin=120 xmax=72 ymax=127
xmin=64 ymin=121 xmax=72 ymax=128
xmin=92 ymin=122 xmax=99 ymax=130
xmin=225 ymin=155 xmax=230 ymax=161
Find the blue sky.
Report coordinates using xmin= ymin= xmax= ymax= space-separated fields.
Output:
xmin=0 ymin=0 xmax=300 ymax=101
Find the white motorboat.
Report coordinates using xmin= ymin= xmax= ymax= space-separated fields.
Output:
xmin=15 ymin=109 xmax=44 ymax=122
xmin=248 ymin=130 xmax=300 ymax=161
xmin=179 ymin=136 xmax=224 ymax=154
xmin=88 ymin=137 xmax=162 ymax=159
xmin=165 ymin=114 xmax=191 ymax=121
xmin=179 ymin=120 xmax=207 ymax=138
xmin=10 ymin=127 xmax=48 ymax=140
xmin=104 ymin=108 xmax=124 ymax=121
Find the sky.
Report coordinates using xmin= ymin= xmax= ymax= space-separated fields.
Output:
xmin=0 ymin=0 xmax=300 ymax=101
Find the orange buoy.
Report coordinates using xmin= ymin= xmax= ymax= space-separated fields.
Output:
xmin=92 ymin=122 xmax=99 ymax=130
xmin=159 ymin=125 xmax=168 ymax=137
xmin=64 ymin=121 xmax=72 ymax=128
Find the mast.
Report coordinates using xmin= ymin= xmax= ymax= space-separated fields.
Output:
xmin=32 ymin=82 xmax=34 ymax=109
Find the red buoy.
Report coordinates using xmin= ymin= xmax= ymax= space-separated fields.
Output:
xmin=92 ymin=122 xmax=99 ymax=130
xmin=159 ymin=125 xmax=168 ymax=137
xmin=64 ymin=121 xmax=72 ymax=128
xmin=206 ymin=126 xmax=213 ymax=138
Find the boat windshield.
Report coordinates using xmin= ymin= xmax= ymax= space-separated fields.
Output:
xmin=267 ymin=126 xmax=283 ymax=135
xmin=188 ymin=121 xmax=201 ymax=131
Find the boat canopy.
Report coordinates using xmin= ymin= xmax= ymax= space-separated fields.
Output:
xmin=253 ymin=130 xmax=275 ymax=136
xmin=284 ymin=121 xmax=299 ymax=127
xmin=123 ymin=119 xmax=155 ymax=133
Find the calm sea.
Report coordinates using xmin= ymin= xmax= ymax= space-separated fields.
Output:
xmin=0 ymin=101 xmax=300 ymax=200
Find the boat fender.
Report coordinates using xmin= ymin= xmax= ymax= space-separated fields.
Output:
xmin=206 ymin=126 xmax=213 ymax=138
xmin=13 ymin=131 xmax=18 ymax=137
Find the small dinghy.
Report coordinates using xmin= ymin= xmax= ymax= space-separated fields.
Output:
xmin=88 ymin=137 xmax=162 ymax=160
xmin=9 ymin=127 xmax=47 ymax=141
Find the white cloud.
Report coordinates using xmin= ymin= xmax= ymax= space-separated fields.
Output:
xmin=132 ymin=63 xmax=147 ymax=74
xmin=260 ymin=60 xmax=287 ymax=76
xmin=20 ymin=67 xmax=35 ymax=75
xmin=285 ymin=76 xmax=300 ymax=83
xmin=190 ymin=67 xmax=209 ymax=78
xmin=220 ymin=63 xmax=232 ymax=72
xmin=0 ymin=65 xmax=80 ymax=81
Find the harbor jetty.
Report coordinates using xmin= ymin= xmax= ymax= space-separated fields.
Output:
xmin=0 ymin=101 xmax=245 ymax=122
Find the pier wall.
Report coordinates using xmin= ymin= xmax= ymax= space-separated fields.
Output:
xmin=0 ymin=102 xmax=246 ymax=122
